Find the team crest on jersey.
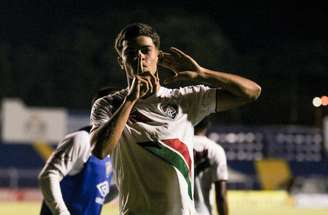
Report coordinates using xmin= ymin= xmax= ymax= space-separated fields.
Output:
xmin=160 ymin=103 xmax=178 ymax=119
xmin=105 ymin=161 xmax=112 ymax=177
xmin=96 ymin=181 xmax=109 ymax=198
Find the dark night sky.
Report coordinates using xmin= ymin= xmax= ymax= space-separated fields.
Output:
xmin=1 ymin=2 xmax=327 ymax=50
xmin=0 ymin=1 xmax=327 ymax=125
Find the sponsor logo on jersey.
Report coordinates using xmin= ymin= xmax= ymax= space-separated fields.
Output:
xmin=160 ymin=103 xmax=178 ymax=119
xmin=96 ymin=181 xmax=109 ymax=198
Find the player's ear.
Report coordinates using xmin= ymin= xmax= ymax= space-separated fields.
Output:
xmin=117 ymin=56 xmax=124 ymax=70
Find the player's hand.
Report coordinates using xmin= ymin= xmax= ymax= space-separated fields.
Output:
xmin=127 ymin=55 xmax=157 ymax=101
xmin=127 ymin=75 xmax=151 ymax=102
xmin=139 ymin=70 xmax=159 ymax=97
xmin=158 ymin=47 xmax=204 ymax=84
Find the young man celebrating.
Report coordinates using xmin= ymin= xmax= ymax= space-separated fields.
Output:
xmin=90 ymin=23 xmax=261 ymax=215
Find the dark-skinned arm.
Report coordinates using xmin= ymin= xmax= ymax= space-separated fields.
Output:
xmin=215 ymin=180 xmax=229 ymax=215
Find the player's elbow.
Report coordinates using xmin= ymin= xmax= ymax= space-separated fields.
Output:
xmin=90 ymin=135 xmax=104 ymax=159
xmin=91 ymin=136 xmax=112 ymax=159
xmin=92 ymin=147 xmax=109 ymax=160
xmin=91 ymin=127 xmax=119 ymax=159
xmin=244 ymin=83 xmax=261 ymax=102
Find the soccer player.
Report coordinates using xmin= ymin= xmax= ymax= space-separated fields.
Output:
xmin=38 ymin=88 xmax=119 ymax=215
xmin=90 ymin=23 xmax=261 ymax=214
xmin=194 ymin=118 xmax=229 ymax=215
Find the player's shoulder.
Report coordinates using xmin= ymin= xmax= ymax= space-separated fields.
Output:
xmin=72 ymin=130 xmax=90 ymax=144
xmin=194 ymin=135 xmax=225 ymax=155
xmin=57 ymin=130 xmax=91 ymax=152
xmin=94 ymin=88 xmax=127 ymax=105
xmin=167 ymin=84 xmax=210 ymax=96
xmin=194 ymin=135 xmax=216 ymax=146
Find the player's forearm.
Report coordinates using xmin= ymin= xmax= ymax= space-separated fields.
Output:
xmin=216 ymin=194 xmax=229 ymax=215
xmin=38 ymin=171 xmax=70 ymax=215
xmin=216 ymin=192 xmax=229 ymax=215
xmin=197 ymin=68 xmax=261 ymax=101
xmin=91 ymin=98 xmax=136 ymax=158
xmin=215 ymin=181 xmax=229 ymax=215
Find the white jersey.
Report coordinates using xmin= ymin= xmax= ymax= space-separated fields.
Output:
xmin=91 ymin=85 xmax=217 ymax=215
xmin=193 ymin=135 xmax=228 ymax=215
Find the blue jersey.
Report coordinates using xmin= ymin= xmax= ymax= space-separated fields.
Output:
xmin=40 ymin=155 xmax=113 ymax=215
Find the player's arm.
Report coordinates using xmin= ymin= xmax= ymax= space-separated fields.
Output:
xmin=196 ymin=68 xmax=261 ymax=112
xmin=91 ymin=75 xmax=152 ymax=158
xmin=215 ymin=180 xmax=229 ymax=215
xmin=159 ymin=47 xmax=261 ymax=112
xmin=38 ymin=170 xmax=69 ymax=215
xmin=90 ymin=96 xmax=136 ymax=158
xmin=38 ymin=134 xmax=86 ymax=215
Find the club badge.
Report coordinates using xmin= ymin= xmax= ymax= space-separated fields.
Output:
xmin=160 ymin=103 xmax=178 ymax=119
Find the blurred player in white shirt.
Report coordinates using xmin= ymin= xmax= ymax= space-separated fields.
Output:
xmin=194 ymin=118 xmax=229 ymax=215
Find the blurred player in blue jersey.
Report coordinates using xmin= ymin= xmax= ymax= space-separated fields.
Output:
xmin=38 ymin=87 xmax=119 ymax=215
xmin=194 ymin=118 xmax=229 ymax=215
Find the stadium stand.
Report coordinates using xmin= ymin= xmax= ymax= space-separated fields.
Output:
xmin=0 ymin=114 xmax=328 ymax=193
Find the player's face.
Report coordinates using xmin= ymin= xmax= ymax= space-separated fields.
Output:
xmin=120 ymin=36 xmax=159 ymax=78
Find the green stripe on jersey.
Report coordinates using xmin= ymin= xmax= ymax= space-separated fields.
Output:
xmin=140 ymin=141 xmax=192 ymax=199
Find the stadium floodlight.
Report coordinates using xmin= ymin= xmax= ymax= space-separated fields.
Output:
xmin=312 ymin=97 xmax=322 ymax=107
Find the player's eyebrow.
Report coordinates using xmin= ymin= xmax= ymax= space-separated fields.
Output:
xmin=127 ymin=45 xmax=152 ymax=49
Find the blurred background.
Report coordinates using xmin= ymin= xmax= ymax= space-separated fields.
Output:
xmin=0 ymin=1 xmax=328 ymax=214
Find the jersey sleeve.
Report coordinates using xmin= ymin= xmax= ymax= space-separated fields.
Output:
xmin=90 ymin=94 xmax=122 ymax=132
xmin=90 ymin=96 xmax=112 ymax=131
xmin=209 ymin=143 xmax=229 ymax=181
xmin=178 ymin=85 xmax=217 ymax=125
xmin=42 ymin=131 xmax=90 ymax=177
xmin=38 ymin=131 xmax=90 ymax=214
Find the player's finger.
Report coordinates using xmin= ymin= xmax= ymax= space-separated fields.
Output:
xmin=144 ymin=76 xmax=153 ymax=94
xmin=139 ymin=71 xmax=157 ymax=93
xmin=158 ymin=51 xmax=175 ymax=65
xmin=137 ymin=52 xmax=144 ymax=75
xmin=170 ymin=47 xmax=189 ymax=58
xmin=137 ymin=76 xmax=150 ymax=97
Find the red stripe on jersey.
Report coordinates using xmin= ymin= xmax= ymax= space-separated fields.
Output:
xmin=161 ymin=139 xmax=192 ymax=175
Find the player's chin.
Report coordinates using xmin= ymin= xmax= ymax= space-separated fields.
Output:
xmin=142 ymin=67 xmax=157 ymax=75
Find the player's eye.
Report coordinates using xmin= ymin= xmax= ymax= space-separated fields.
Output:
xmin=140 ymin=47 xmax=152 ymax=54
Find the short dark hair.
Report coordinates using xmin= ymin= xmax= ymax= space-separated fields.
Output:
xmin=114 ymin=23 xmax=160 ymax=56
xmin=194 ymin=118 xmax=211 ymax=134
